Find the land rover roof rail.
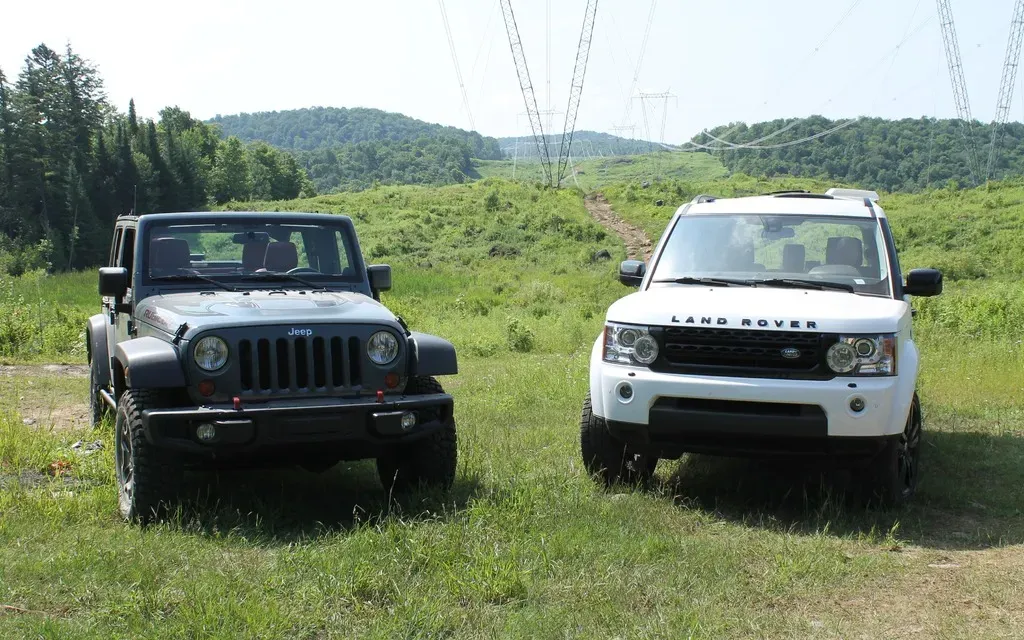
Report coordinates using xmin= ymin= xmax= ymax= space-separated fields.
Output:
xmin=771 ymin=192 xmax=835 ymax=200
xmin=691 ymin=194 xmax=719 ymax=203
xmin=826 ymin=187 xmax=880 ymax=202
xmin=766 ymin=189 xmax=810 ymax=195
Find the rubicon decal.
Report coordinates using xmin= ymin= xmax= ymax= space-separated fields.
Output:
xmin=670 ymin=315 xmax=818 ymax=329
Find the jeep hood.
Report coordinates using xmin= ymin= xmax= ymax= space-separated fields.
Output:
xmin=607 ymin=285 xmax=910 ymax=334
xmin=136 ymin=290 xmax=399 ymax=334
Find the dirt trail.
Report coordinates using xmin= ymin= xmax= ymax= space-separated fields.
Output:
xmin=584 ymin=193 xmax=652 ymax=261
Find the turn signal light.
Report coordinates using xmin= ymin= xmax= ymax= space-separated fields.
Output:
xmin=384 ymin=373 xmax=400 ymax=389
xmin=198 ymin=380 xmax=216 ymax=397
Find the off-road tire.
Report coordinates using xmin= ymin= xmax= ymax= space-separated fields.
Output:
xmin=115 ymin=389 xmax=184 ymax=523
xmin=862 ymin=393 xmax=922 ymax=509
xmin=376 ymin=376 xmax=457 ymax=494
xmin=89 ymin=354 xmax=107 ymax=428
xmin=580 ymin=393 xmax=657 ymax=486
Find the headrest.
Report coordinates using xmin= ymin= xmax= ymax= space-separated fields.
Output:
xmin=242 ymin=240 xmax=269 ymax=271
xmin=825 ymin=236 xmax=863 ymax=267
xmin=782 ymin=243 xmax=806 ymax=271
xmin=264 ymin=241 xmax=298 ymax=272
xmin=150 ymin=237 xmax=191 ymax=273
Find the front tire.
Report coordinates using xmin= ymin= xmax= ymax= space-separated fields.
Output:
xmin=580 ymin=393 xmax=657 ymax=486
xmin=115 ymin=389 xmax=184 ymax=523
xmin=376 ymin=376 xmax=457 ymax=493
xmin=862 ymin=393 xmax=922 ymax=509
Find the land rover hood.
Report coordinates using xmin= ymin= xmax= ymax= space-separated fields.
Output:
xmin=136 ymin=290 xmax=398 ymax=333
xmin=607 ymin=286 xmax=909 ymax=334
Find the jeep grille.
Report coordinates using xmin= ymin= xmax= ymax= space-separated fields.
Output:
xmin=237 ymin=336 xmax=362 ymax=393
xmin=651 ymin=327 xmax=838 ymax=380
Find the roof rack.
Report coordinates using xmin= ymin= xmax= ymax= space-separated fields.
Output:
xmin=691 ymin=194 xmax=719 ymax=203
xmin=765 ymin=189 xmax=810 ymax=195
xmin=825 ymin=187 xmax=879 ymax=202
xmin=771 ymin=193 xmax=835 ymax=200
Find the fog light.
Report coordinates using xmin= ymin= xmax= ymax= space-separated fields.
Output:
xmin=849 ymin=397 xmax=866 ymax=412
xmin=196 ymin=423 xmax=216 ymax=442
xmin=618 ymin=383 xmax=633 ymax=400
xmin=400 ymin=412 xmax=416 ymax=430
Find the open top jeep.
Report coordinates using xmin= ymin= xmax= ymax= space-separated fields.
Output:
xmin=582 ymin=188 xmax=942 ymax=507
xmin=87 ymin=211 xmax=458 ymax=522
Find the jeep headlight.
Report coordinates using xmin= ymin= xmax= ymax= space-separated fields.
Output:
xmin=826 ymin=334 xmax=896 ymax=376
xmin=367 ymin=331 xmax=399 ymax=366
xmin=603 ymin=322 xmax=659 ymax=366
xmin=194 ymin=336 xmax=229 ymax=371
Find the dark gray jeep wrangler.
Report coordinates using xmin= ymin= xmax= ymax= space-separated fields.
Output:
xmin=87 ymin=212 xmax=458 ymax=522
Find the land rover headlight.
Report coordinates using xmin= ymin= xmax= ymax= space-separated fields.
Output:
xmin=603 ymin=322 xmax=659 ymax=366
xmin=826 ymin=334 xmax=896 ymax=376
xmin=194 ymin=336 xmax=229 ymax=371
xmin=367 ymin=331 xmax=399 ymax=366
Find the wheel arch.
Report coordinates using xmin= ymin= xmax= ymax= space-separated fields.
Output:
xmin=407 ymin=332 xmax=458 ymax=377
xmin=87 ymin=314 xmax=111 ymax=387
xmin=114 ymin=337 xmax=186 ymax=390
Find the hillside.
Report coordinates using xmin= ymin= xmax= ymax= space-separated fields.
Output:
xmin=497 ymin=130 xmax=661 ymax=158
xmin=208 ymin=106 xmax=503 ymax=159
xmin=693 ymin=116 xmax=1024 ymax=192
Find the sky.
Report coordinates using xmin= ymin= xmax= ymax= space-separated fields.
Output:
xmin=1 ymin=0 xmax=1017 ymax=143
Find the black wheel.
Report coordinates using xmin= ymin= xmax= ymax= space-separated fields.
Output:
xmin=862 ymin=393 xmax=922 ymax=509
xmin=376 ymin=376 xmax=457 ymax=493
xmin=580 ymin=393 xmax=657 ymax=486
xmin=89 ymin=354 xmax=108 ymax=428
xmin=114 ymin=389 xmax=184 ymax=523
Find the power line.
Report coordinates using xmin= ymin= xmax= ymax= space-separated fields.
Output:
xmin=618 ymin=0 xmax=657 ymax=128
xmin=437 ymin=0 xmax=476 ymax=132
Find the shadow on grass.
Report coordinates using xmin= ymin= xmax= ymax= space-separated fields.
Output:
xmin=655 ymin=430 xmax=1024 ymax=551
xmin=165 ymin=461 xmax=484 ymax=544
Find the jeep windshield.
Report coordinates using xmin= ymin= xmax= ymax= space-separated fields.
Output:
xmin=143 ymin=220 xmax=361 ymax=287
xmin=650 ymin=214 xmax=892 ymax=296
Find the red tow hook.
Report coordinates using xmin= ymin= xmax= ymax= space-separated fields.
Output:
xmin=376 ymin=390 xmax=385 ymax=404
xmin=233 ymin=396 xmax=242 ymax=411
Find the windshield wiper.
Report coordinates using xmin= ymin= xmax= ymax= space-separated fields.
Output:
xmin=241 ymin=271 xmax=326 ymax=291
xmin=754 ymin=278 xmax=854 ymax=292
xmin=652 ymin=276 xmax=756 ymax=287
xmin=151 ymin=273 xmax=238 ymax=292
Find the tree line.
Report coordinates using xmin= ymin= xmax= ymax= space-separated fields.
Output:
xmin=693 ymin=116 xmax=1024 ymax=192
xmin=0 ymin=43 xmax=313 ymax=274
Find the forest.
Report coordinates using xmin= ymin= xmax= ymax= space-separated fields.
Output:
xmin=694 ymin=115 xmax=1024 ymax=192
xmin=0 ymin=44 xmax=313 ymax=275
xmin=497 ymin=130 xmax=659 ymax=158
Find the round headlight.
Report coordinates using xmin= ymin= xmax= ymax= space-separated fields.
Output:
xmin=617 ymin=328 xmax=640 ymax=347
xmin=854 ymin=338 xmax=876 ymax=358
xmin=632 ymin=334 xmax=659 ymax=364
xmin=194 ymin=336 xmax=228 ymax=371
xmin=826 ymin=342 xmax=857 ymax=373
xmin=367 ymin=331 xmax=399 ymax=366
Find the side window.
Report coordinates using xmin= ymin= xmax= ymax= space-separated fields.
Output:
xmin=120 ymin=227 xmax=136 ymax=289
xmin=109 ymin=228 xmax=123 ymax=267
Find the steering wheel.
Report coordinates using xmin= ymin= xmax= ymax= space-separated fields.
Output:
xmin=287 ymin=267 xmax=322 ymax=275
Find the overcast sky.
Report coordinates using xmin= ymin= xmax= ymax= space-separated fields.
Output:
xmin=1 ymin=0 xmax=1017 ymax=142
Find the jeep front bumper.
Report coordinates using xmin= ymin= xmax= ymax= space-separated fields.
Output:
xmin=141 ymin=392 xmax=453 ymax=456
xmin=595 ymin=365 xmax=912 ymax=459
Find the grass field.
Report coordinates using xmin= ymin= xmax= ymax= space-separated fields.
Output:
xmin=1 ymin=178 xmax=1023 ymax=637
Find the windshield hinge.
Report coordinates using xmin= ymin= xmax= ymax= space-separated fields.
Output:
xmin=172 ymin=323 xmax=189 ymax=345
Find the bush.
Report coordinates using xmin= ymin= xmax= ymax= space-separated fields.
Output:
xmin=504 ymin=316 xmax=535 ymax=353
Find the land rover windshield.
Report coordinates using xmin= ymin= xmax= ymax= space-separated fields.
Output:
xmin=143 ymin=219 xmax=361 ymax=286
xmin=650 ymin=214 xmax=892 ymax=296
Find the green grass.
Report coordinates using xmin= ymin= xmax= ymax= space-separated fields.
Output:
xmin=0 ymin=177 xmax=1022 ymax=637
xmin=474 ymin=151 xmax=728 ymax=192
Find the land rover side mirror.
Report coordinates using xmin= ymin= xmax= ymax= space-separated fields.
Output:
xmin=367 ymin=264 xmax=392 ymax=296
xmin=99 ymin=266 xmax=129 ymax=299
xmin=618 ymin=260 xmax=646 ymax=287
xmin=904 ymin=268 xmax=943 ymax=297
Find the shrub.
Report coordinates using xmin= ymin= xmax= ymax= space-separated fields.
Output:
xmin=505 ymin=316 xmax=535 ymax=353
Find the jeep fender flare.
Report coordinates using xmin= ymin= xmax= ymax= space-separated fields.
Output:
xmin=114 ymin=337 xmax=186 ymax=389
xmin=86 ymin=314 xmax=111 ymax=387
xmin=407 ymin=332 xmax=458 ymax=377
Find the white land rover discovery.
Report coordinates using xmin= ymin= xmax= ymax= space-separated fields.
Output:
xmin=582 ymin=188 xmax=943 ymax=506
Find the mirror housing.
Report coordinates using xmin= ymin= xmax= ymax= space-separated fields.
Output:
xmin=367 ymin=264 xmax=392 ymax=295
xmin=904 ymin=268 xmax=943 ymax=297
xmin=618 ymin=260 xmax=646 ymax=287
xmin=99 ymin=267 xmax=129 ymax=299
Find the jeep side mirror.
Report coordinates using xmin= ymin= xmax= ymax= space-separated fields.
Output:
xmin=99 ymin=266 xmax=129 ymax=299
xmin=618 ymin=260 xmax=646 ymax=287
xmin=904 ymin=268 xmax=942 ymax=297
xmin=367 ymin=264 xmax=392 ymax=294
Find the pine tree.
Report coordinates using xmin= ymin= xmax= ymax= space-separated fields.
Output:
xmin=128 ymin=98 xmax=138 ymax=135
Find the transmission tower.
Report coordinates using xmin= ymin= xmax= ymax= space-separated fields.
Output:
xmin=936 ymin=0 xmax=980 ymax=185
xmin=987 ymin=0 xmax=1024 ymax=180
xmin=499 ymin=0 xmax=553 ymax=186
xmin=634 ymin=91 xmax=676 ymax=144
xmin=556 ymin=0 xmax=599 ymax=186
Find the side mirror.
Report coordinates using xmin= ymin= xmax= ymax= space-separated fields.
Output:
xmin=367 ymin=264 xmax=392 ymax=294
xmin=904 ymin=268 xmax=942 ymax=297
xmin=618 ymin=260 xmax=646 ymax=287
xmin=99 ymin=267 xmax=128 ymax=299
